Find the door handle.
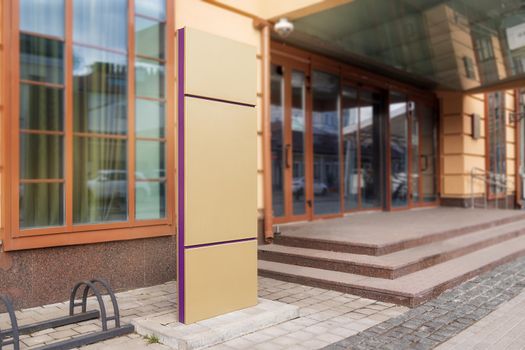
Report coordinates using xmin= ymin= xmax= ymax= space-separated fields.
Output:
xmin=285 ymin=144 xmax=291 ymax=169
xmin=420 ymin=155 xmax=429 ymax=172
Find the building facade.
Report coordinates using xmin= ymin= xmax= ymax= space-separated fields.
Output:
xmin=0 ymin=0 xmax=524 ymax=307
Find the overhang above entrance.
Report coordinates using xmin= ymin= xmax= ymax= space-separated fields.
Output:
xmin=275 ymin=0 xmax=525 ymax=92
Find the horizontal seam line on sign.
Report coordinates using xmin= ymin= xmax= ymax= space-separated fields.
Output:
xmin=185 ymin=94 xmax=256 ymax=107
xmin=185 ymin=237 xmax=256 ymax=249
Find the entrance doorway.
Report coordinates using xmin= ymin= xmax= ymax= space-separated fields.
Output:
xmin=389 ymin=93 xmax=438 ymax=209
xmin=270 ymin=47 xmax=439 ymax=224
xmin=271 ymin=60 xmax=311 ymax=223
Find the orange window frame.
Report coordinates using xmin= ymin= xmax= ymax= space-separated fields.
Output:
xmin=1 ymin=0 xmax=176 ymax=251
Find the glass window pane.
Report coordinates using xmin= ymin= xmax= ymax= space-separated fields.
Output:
xmin=20 ymin=84 xmax=63 ymax=131
xmin=136 ymin=141 xmax=165 ymax=179
xmin=73 ymin=0 xmax=128 ymax=51
xmin=73 ymin=46 xmax=128 ymax=135
xmin=73 ymin=137 xmax=128 ymax=224
xmin=20 ymin=134 xmax=63 ymax=179
xmin=20 ymin=34 xmax=64 ymax=84
xmin=136 ymin=0 xmax=166 ymax=20
xmin=136 ymin=58 xmax=165 ymax=99
xmin=411 ymin=102 xmax=420 ymax=203
xmin=136 ymin=99 xmax=165 ymax=138
xmin=390 ymin=92 xmax=408 ymax=208
xmin=136 ymin=17 xmax=165 ymax=59
xmin=20 ymin=0 xmax=64 ymax=37
xmin=312 ymin=70 xmax=340 ymax=215
xmin=342 ymin=86 xmax=359 ymax=211
xmin=488 ymin=91 xmax=506 ymax=194
xmin=359 ymin=90 xmax=383 ymax=208
xmin=20 ymin=183 xmax=64 ymax=228
xmin=136 ymin=182 xmax=166 ymax=220
xmin=271 ymin=65 xmax=284 ymax=217
xmin=420 ymin=103 xmax=438 ymax=202
xmin=292 ymin=70 xmax=306 ymax=216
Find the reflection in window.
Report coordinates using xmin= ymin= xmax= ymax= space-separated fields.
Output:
xmin=292 ymin=71 xmax=306 ymax=216
xmin=73 ymin=46 xmax=128 ymax=135
xmin=19 ymin=1 xmax=65 ymax=229
xmin=312 ymin=70 xmax=340 ymax=215
xmin=411 ymin=101 xmax=420 ymax=202
xmin=342 ymin=86 xmax=359 ymax=210
xmin=73 ymin=138 xmax=128 ymax=223
xmin=136 ymin=99 xmax=165 ymax=138
xmin=136 ymin=0 xmax=166 ymax=20
xmin=73 ymin=0 xmax=128 ymax=51
xmin=419 ymin=103 xmax=438 ymax=202
xmin=488 ymin=91 xmax=506 ymax=194
xmin=73 ymin=1 xmax=129 ymax=224
xmin=20 ymin=35 xmax=64 ymax=84
xmin=20 ymin=183 xmax=64 ymax=229
xmin=136 ymin=18 xmax=165 ymax=60
xmin=136 ymin=59 xmax=165 ymax=99
xmin=20 ymin=84 xmax=63 ymax=131
xmin=390 ymin=92 xmax=408 ymax=207
xmin=136 ymin=182 xmax=166 ymax=220
xmin=134 ymin=0 xmax=167 ymax=220
xmin=270 ymin=65 xmax=284 ymax=217
xmin=359 ymin=90 xmax=383 ymax=208
xmin=20 ymin=0 xmax=64 ymax=37
xmin=18 ymin=0 xmax=170 ymax=229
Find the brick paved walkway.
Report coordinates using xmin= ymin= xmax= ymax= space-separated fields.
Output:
xmin=325 ymin=255 xmax=525 ymax=350
xmin=4 ymin=255 xmax=525 ymax=349
xmin=0 ymin=277 xmax=407 ymax=349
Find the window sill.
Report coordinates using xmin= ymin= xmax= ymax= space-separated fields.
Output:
xmin=2 ymin=224 xmax=175 ymax=251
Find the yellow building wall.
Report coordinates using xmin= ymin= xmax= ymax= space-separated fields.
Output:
xmin=439 ymin=91 xmax=517 ymax=199
xmin=210 ymin=0 xmax=353 ymax=20
xmin=175 ymin=0 xmax=265 ymax=216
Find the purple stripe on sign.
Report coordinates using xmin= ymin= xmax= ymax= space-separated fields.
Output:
xmin=177 ymin=27 xmax=185 ymax=324
xmin=185 ymin=237 xmax=257 ymax=250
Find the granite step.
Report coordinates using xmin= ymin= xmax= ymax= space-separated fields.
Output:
xmin=258 ymin=234 xmax=525 ymax=307
xmin=259 ymin=219 xmax=525 ymax=279
xmin=274 ymin=213 xmax=525 ymax=256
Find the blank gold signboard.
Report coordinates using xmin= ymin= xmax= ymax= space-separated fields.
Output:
xmin=178 ymin=27 xmax=257 ymax=324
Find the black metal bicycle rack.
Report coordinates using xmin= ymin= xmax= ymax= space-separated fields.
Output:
xmin=0 ymin=279 xmax=134 ymax=350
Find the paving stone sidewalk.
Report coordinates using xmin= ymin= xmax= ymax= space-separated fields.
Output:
xmin=325 ymin=255 xmax=525 ymax=350
xmin=0 ymin=277 xmax=408 ymax=350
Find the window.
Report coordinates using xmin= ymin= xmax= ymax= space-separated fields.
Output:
xmin=487 ymin=91 xmax=506 ymax=195
xmin=463 ymin=56 xmax=476 ymax=80
xmin=8 ymin=0 xmax=173 ymax=249
xmin=475 ymin=37 xmax=494 ymax=62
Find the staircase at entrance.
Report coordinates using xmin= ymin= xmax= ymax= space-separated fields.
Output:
xmin=258 ymin=208 xmax=525 ymax=307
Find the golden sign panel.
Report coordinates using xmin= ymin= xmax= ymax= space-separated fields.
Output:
xmin=184 ymin=240 xmax=258 ymax=324
xmin=184 ymin=27 xmax=257 ymax=106
xmin=184 ymin=97 xmax=256 ymax=247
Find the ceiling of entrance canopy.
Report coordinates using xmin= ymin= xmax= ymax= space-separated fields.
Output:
xmin=275 ymin=0 xmax=525 ymax=91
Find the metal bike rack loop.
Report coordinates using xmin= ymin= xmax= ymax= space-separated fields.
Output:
xmin=0 ymin=279 xmax=134 ymax=350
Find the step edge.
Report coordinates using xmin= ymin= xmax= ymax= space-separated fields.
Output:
xmin=275 ymin=213 xmax=525 ymax=254
xmin=261 ymin=226 xmax=525 ymax=271
xmin=258 ymin=236 xmax=525 ymax=298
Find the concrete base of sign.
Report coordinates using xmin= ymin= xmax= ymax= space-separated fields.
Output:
xmin=132 ymin=299 xmax=300 ymax=350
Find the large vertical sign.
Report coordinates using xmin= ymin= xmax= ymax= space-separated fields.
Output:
xmin=177 ymin=27 xmax=257 ymax=324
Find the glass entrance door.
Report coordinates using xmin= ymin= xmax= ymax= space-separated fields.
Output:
xmin=389 ymin=92 xmax=409 ymax=208
xmin=271 ymin=62 xmax=309 ymax=222
xmin=389 ymin=93 xmax=438 ymax=208
xmin=516 ymin=89 xmax=525 ymax=201
xmin=312 ymin=70 xmax=341 ymax=216
xmin=342 ymin=85 xmax=384 ymax=211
